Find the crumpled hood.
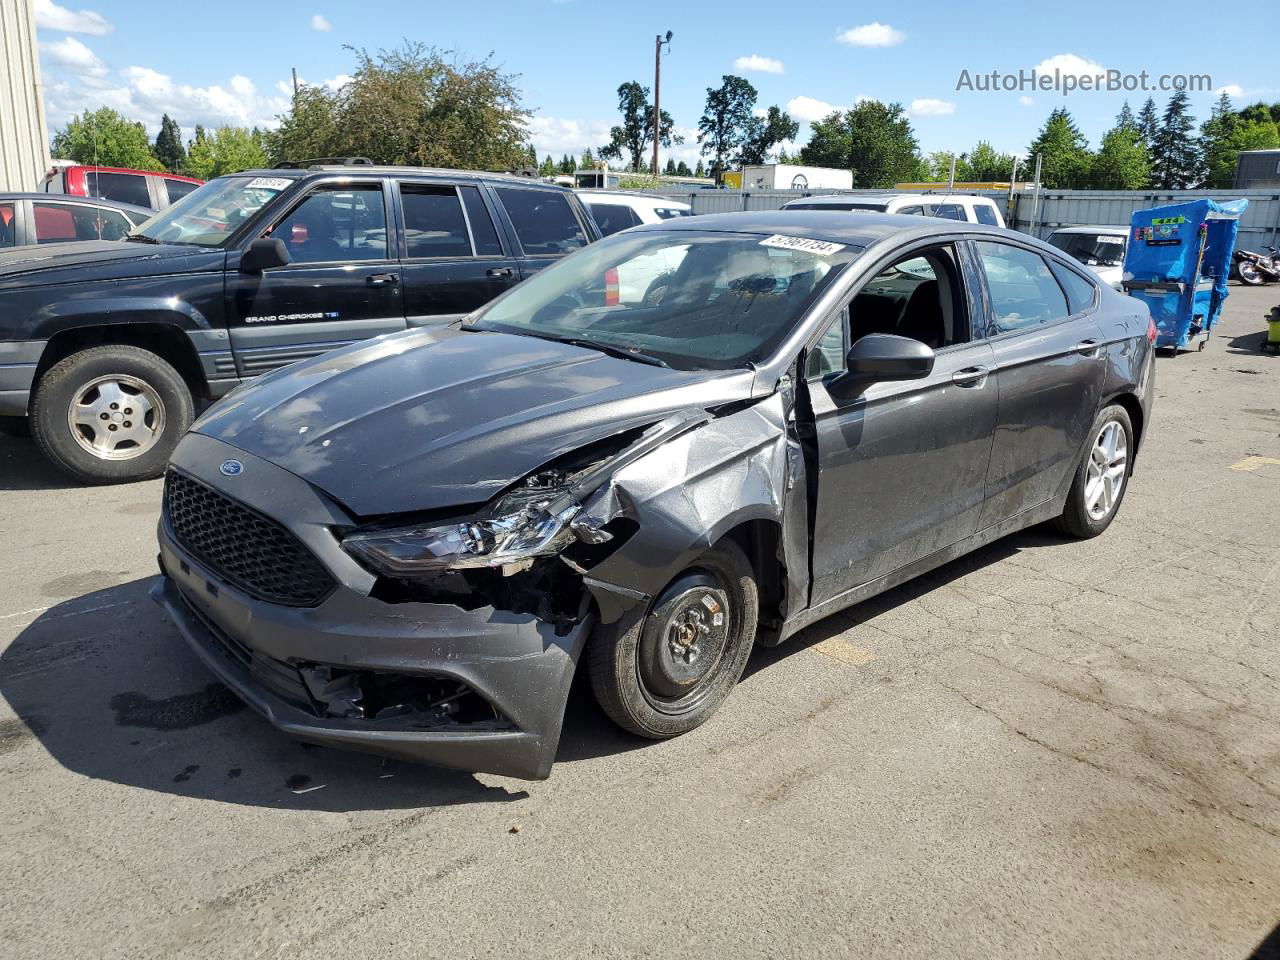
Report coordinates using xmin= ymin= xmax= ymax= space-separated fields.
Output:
xmin=0 ymin=240 xmax=223 ymax=288
xmin=193 ymin=326 xmax=756 ymax=517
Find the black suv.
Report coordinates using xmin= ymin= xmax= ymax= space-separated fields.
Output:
xmin=0 ymin=163 xmax=599 ymax=483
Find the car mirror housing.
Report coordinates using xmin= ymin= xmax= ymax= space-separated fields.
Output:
xmin=828 ymin=334 xmax=935 ymax=401
xmin=240 ymin=237 xmax=291 ymax=273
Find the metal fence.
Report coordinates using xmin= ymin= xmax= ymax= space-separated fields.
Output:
xmin=638 ymin=187 xmax=1280 ymax=250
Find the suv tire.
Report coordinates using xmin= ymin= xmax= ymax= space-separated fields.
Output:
xmin=31 ymin=345 xmax=193 ymax=484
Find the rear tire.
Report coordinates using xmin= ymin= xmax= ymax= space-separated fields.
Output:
xmin=1238 ymin=262 xmax=1264 ymax=285
xmin=588 ymin=539 xmax=758 ymax=739
xmin=31 ymin=345 xmax=193 ymax=484
xmin=1052 ymin=404 xmax=1134 ymax=539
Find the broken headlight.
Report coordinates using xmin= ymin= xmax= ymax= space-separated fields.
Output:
xmin=342 ymin=485 xmax=581 ymax=579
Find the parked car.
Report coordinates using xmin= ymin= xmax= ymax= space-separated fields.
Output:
xmin=1046 ymin=225 xmax=1128 ymax=290
xmin=0 ymin=193 xmax=152 ymax=248
xmin=40 ymin=164 xmax=204 ymax=211
xmin=577 ymin=190 xmax=693 ymax=301
xmin=0 ymin=164 xmax=600 ymax=483
xmin=150 ymin=210 xmax=1155 ymax=780
xmin=783 ymin=193 xmax=1007 ymax=228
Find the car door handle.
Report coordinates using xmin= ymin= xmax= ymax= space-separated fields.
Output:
xmin=366 ymin=273 xmax=399 ymax=285
xmin=486 ymin=267 xmax=514 ymax=278
xmin=1073 ymin=339 xmax=1101 ymax=355
xmin=951 ymin=365 xmax=989 ymax=387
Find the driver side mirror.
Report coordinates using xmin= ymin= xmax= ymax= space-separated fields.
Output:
xmin=828 ymin=333 xmax=935 ymax=401
xmin=240 ymin=237 xmax=291 ymax=273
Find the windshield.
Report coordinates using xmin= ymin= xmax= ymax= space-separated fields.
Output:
xmin=1048 ymin=231 xmax=1127 ymax=268
xmin=785 ymin=201 xmax=888 ymax=212
xmin=131 ymin=175 xmax=292 ymax=246
xmin=468 ymin=229 xmax=860 ymax=370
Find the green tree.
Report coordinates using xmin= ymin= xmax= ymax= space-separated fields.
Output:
xmin=1089 ymin=127 xmax=1150 ymax=188
xmin=154 ymin=113 xmax=186 ymax=173
xmin=559 ymin=153 xmax=576 ymax=174
xmin=1150 ymin=90 xmax=1203 ymax=188
xmin=538 ymin=153 xmax=556 ymax=176
xmin=664 ymin=157 xmax=677 ymax=175
xmin=963 ymin=141 xmax=1014 ymax=182
xmin=1114 ymin=101 xmax=1138 ymax=135
xmin=697 ymin=75 xmax=757 ymax=176
xmin=1026 ymin=108 xmax=1091 ymax=188
xmin=740 ymin=105 xmax=799 ymax=166
xmin=185 ymin=126 xmax=269 ymax=179
xmin=51 ymin=107 xmax=164 ymax=170
xmin=1237 ymin=102 xmax=1280 ymax=125
xmin=579 ymin=147 xmax=595 ymax=169
xmin=599 ymin=81 xmax=680 ymax=172
xmin=269 ymin=42 xmax=530 ymax=170
xmin=694 ymin=158 xmax=706 ymax=177
xmin=799 ymin=100 xmax=920 ymax=188
xmin=1137 ymin=97 xmax=1159 ymax=157
xmin=675 ymin=159 xmax=691 ymax=176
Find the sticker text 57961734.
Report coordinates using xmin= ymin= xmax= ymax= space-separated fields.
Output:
xmin=759 ymin=235 xmax=847 ymax=257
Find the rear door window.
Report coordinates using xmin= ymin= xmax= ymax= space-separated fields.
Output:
xmin=460 ymin=186 xmax=503 ymax=256
xmin=973 ymin=204 xmax=1001 ymax=226
xmin=0 ymin=202 xmax=15 ymax=247
xmin=86 ymin=171 xmax=151 ymax=208
xmin=494 ymin=187 xmax=588 ymax=255
xmin=32 ymin=202 xmax=130 ymax=242
xmin=976 ymin=241 xmax=1070 ymax=334
xmin=586 ymin=202 xmax=640 ymax=236
xmin=400 ymin=184 xmax=473 ymax=258
xmin=164 ymin=179 xmax=199 ymax=204
xmin=931 ymin=203 xmax=967 ymax=221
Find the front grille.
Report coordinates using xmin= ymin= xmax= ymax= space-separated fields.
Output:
xmin=164 ymin=470 xmax=336 ymax=607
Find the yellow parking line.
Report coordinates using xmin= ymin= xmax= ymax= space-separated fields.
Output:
xmin=1229 ymin=456 xmax=1280 ymax=472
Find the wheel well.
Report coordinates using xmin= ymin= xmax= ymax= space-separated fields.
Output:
xmin=722 ymin=519 xmax=786 ymax=633
xmin=1108 ymin=392 xmax=1145 ymax=457
xmin=36 ymin=323 xmax=206 ymax=399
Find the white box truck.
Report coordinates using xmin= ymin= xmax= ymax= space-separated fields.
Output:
xmin=738 ymin=164 xmax=853 ymax=191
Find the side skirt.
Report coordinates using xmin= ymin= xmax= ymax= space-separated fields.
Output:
xmin=776 ymin=495 xmax=1064 ymax=645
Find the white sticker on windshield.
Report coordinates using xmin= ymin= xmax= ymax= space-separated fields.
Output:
xmin=759 ymin=235 xmax=846 ymax=256
xmin=1097 ymin=235 xmax=1124 ymax=245
xmin=245 ymin=177 xmax=292 ymax=191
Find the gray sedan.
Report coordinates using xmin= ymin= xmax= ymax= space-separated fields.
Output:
xmin=151 ymin=211 xmax=1155 ymax=779
xmin=0 ymin=193 xmax=153 ymax=248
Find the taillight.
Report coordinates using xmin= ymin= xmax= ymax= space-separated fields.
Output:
xmin=604 ymin=268 xmax=619 ymax=306
xmin=1147 ymin=317 xmax=1158 ymax=344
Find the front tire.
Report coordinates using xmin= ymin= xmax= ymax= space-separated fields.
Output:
xmin=588 ymin=539 xmax=758 ymax=739
xmin=1238 ymin=261 xmax=1264 ymax=285
xmin=31 ymin=345 xmax=193 ymax=484
xmin=1052 ymin=404 xmax=1134 ymax=539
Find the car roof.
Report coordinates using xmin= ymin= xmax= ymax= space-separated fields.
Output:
xmin=1048 ymin=224 xmax=1128 ymax=235
xmin=48 ymin=165 xmax=201 ymax=182
xmin=0 ymin=193 xmax=154 ymax=215
xmin=631 ymin=209 xmax=1009 ymax=245
xmin=787 ymin=193 xmax=996 ymax=205
xmin=576 ymin=190 xmax=691 ymax=208
xmin=228 ymin=166 xmax=572 ymax=189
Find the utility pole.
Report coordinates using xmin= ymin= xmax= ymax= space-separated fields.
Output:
xmin=652 ymin=31 xmax=672 ymax=176
xmin=291 ymin=67 xmax=299 ymax=113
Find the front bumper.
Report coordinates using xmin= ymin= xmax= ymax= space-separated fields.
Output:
xmin=150 ymin=433 xmax=593 ymax=780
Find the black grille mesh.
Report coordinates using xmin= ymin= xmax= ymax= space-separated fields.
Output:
xmin=164 ymin=470 xmax=335 ymax=606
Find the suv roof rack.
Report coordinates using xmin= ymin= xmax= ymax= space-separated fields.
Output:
xmin=273 ymin=157 xmax=374 ymax=170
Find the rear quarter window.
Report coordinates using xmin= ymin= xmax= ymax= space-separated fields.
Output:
xmin=87 ymin=171 xmax=151 ymax=208
xmin=164 ymin=179 xmax=199 ymax=204
xmin=494 ymin=187 xmax=587 ymax=256
xmin=973 ymin=204 xmax=1001 ymax=226
xmin=585 ymin=202 xmax=640 ymax=236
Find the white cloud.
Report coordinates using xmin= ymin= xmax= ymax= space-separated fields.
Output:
xmin=1033 ymin=53 xmax=1106 ymax=81
xmin=1018 ymin=95 xmax=1035 ymax=107
xmin=733 ymin=54 xmax=784 ymax=75
xmin=910 ymin=98 xmax=955 ymax=117
xmin=34 ymin=0 xmax=112 ymax=35
xmin=1216 ymin=83 xmax=1244 ymax=98
xmin=836 ymin=23 xmax=904 ymax=48
xmin=525 ymin=116 xmax=613 ymax=158
xmin=310 ymin=14 xmax=331 ymax=31
xmin=39 ymin=35 xmax=107 ymax=82
xmin=786 ymin=95 xmax=839 ymax=123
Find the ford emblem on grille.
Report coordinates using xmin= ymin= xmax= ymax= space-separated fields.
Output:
xmin=219 ymin=459 xmax=244 ymax=476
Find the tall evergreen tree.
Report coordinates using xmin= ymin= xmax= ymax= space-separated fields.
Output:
xmin=1025 ymin=108 xmax=1091 ymax=188
xmin=694 ymin=158 xmax=706 ymax=177
xmin=1114 ymin=101 xmax=1137 ymax=134
xmin=154 ymin=114 xmax=186 ymax=173
xmin=558 ymin=153 xmax=575 ymax=174
xmin=1200 ymin=91 xmax=1239 ymax=187
xmin=1150 ymin=91 xmax=1203 ymax=188
xmin=675 ymin=160 xmax=691 ymax=176
xmin=1137 ymin=97 xmax=1159 ymax=155
xmin=579 ymin=147 xmax=595 ymax=169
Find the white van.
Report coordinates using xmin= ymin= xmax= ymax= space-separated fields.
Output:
xmin=1046 ymin=225 xmax=1128 ymax=290
xmin=781 ymin=193 xmax=1006 ymax=228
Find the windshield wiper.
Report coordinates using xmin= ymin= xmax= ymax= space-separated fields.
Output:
xmin=557 ymin=336 xmax=670 ymax=368
xmin=124 ymin=234 xmax=160 ymax=244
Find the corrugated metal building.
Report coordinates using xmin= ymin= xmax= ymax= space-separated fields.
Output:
xmin=1234 ymin=150 xmax=1280 ymax=189
xmin=0 ymin=0 xmax=50 ymax=192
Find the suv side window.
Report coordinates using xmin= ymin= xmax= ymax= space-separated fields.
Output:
xmin=848 ymin=244 xmax=970 ymax=349
xmin=87 ymin=171 xmax=151 ymax=208
xmin=494 ymin=187 xmax=587 ymax=256
xmin=268 ymin=184 xmax=389 ymax=264
xmin=586 ymin=202 xmax=640 ymax=236
xmin=400 ymin=184 xmax=472 ymax=258
xmin=931 ymin=203 xmax=967 ymax=221
xmin=976 ymin=241 xmax=1070 ymax=333
xmin=164 ymin=179 xmax=199 ymax=204
xmin=973 ymin=203 xmax=1001 ymax=226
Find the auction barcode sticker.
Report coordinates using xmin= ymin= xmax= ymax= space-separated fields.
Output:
xmin=245 ymin=177 xmax=293 ymax=191
xmin=759 ymin=235 xmax=846 ymax=256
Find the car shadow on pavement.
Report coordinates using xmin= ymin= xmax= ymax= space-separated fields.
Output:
xmin=1 ymin=578 xmax=532 ymax=810
xmin=1248 ymin=921 xmax=1280 ymax=960
xmin=0 ymin=431 xmax=87 ymax=492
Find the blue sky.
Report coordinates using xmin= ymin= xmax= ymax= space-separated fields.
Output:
xmin=35 ymin=0 xmax=1273 ymax=167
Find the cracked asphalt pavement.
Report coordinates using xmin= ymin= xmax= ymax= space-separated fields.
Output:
xmin=2 ymin=286 xmax=1279 ymax=959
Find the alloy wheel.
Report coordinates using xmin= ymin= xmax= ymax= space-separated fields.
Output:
xmin=66 ymin=374 xmax=166 ymax=461
xmin=1084 ymin=420 xmax=1127 ymax=520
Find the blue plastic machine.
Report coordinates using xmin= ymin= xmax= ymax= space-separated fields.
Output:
xmin=1121 ymin=198 xmax=1249 ymax=352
